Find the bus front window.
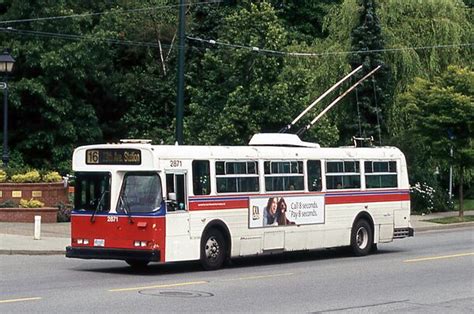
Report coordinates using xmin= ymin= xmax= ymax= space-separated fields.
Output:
xmin=117 ymin=172 xmax=163 ymax=214
xmin=74 ymin=172 xmax=111 ymax=212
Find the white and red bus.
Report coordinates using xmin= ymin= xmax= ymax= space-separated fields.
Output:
xmin=66 ymin=133 xmax=413 ymax=270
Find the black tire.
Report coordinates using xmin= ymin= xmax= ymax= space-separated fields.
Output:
xmin=350 ymin=219 xmax=373 ymax=256
xmin=201 ymin=229 xmax=226 ymax=271
xmin=125 ymin=259 xmax=149 ymax=269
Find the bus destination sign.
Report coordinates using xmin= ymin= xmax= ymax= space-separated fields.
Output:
xmin=86 ymin=149 xmax=141 ymax=165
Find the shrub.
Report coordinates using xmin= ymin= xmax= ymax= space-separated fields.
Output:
xmin=0 ymin=170 xmax=6 ymax=183
xmin=410 ymin=182 xmax=452 ymax=214
xmin=11 ymin=170 xmax=41 ymax=183
xmin=57 ymin=202 xmax=72 ymax=222
xmin=42 ymin=171 xmax=62 ymax=183
xmin=411 ymin=182 xmax=435 ymax=214
xmin=19 ymin=198 xmax=45 ymax=208
xmin=0 ymin=199 xmax=18 ymax=208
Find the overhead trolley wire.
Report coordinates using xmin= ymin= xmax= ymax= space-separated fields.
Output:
xmin=187 ymin=36 xmax=474 ymax=58
xmin=1 ymin=27 xmax=472 ymax=55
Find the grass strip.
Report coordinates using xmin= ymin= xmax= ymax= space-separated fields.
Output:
xmin=424 ymin=215 xmax=474 ymax=224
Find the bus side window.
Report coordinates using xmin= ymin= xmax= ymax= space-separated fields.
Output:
xmin=165 ymin=173 xmax=187 ymax=211
xmin=166 ymin=174 xmax=177 ymax=211
xmin=307 ymin=160 xmax=322 ymax=191
xmin=192 ymin=160 xmax=211 ymax=195
xmin=326 ymin=161 xmax=361 ymax=189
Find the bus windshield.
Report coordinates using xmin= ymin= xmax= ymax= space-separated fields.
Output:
xmin=74 ymin=172 xmax=111 ymax=212
xmin=117 ymin=172 xmax=163 ymax=213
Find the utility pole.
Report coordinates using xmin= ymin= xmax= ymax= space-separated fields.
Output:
xmin=175 ymin=0 xmax=186 ymax=145
xmin=447 ymin=129 xmax=454 ymax=201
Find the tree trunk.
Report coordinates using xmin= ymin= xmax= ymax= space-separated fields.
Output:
xmin=458 ymin=166 xmax=464 ymax=219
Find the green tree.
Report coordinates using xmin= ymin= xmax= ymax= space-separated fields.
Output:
xmin=0 ymin=0 xmax=106 ymax=172
xmin=347 ymin=0 xmax=390 ymax=144
xmin=323 ymin=0 xmax=472 ymax=140
xmin=187 ymin=1 xmax=340 ymax=146
xmin=0 ymin=0 xmax=179 ymax=171
xmin=398 ymin=66 xmax=473 ymax=216
xmin=274 ymin=0 xmax=343 ymax=42
xmin=187 ymin=2 xmax=288 ymax=145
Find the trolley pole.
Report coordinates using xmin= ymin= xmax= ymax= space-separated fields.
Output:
xmin=175 ymin=0 xmax=186 ymax=145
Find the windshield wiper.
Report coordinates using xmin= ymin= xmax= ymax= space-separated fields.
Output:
xmin=90 ymin=190 xmax=108 ymax=223
xmin=119 ymin=195 xmax=134 ymax=224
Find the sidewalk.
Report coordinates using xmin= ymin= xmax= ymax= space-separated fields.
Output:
xmin=410 ymin=210 xmax=474 ymax=232
xmin=0 ymin=211 xmax=473 ymax=255
xmin=0 ymin=222 xmax=70 ymax=255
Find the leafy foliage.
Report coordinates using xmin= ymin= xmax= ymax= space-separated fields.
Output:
xmin=347 ymin=0 xmax=390 ymax=143
xmin=397 ymin=66 xmax=473 ymax=214
xmin=0 ymin=199 xmax=18 ymax=208
xmin=19 ymin=198 xmax=45 ymax=208
xmin=11 ymin=170 xmax=41 ymax=183
xmin=0 ymin=170 xmax=6 ymax=182
xmin=42 ymin=171 xmax=62 ymax=182
xmin=187 ymin=2 xmax=290 ymax=145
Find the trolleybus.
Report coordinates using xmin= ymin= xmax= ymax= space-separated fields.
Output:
xmin=66 ymin=133 xmax=413 ymax=270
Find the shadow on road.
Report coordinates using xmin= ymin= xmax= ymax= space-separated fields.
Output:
xmin=70 ymin=247 xmax=403 ymax=276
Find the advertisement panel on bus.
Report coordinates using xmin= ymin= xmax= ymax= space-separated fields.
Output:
xmin=249 ymin=195 xmax=325 ymax=228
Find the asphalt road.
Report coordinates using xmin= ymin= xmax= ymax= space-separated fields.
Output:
xmin=1 ymin=228 xmax=473 ymax=313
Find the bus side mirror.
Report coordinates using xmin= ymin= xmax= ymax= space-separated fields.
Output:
xmin=166 ymin=193 xmax=177 ymax=211
xmin=168 ymin=192 xmax=176 ymax=202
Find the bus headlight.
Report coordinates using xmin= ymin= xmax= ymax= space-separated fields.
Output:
xmin=75 ymin=238 xmax=89 ymax=245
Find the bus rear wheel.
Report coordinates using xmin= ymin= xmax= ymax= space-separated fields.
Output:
xmin=126 ymin=259 xmax=149 ymax=269
xmin=201 ymin=229 xmax=226 ymax=271
xmin=350 ymin=219 xmax=373 ymax=256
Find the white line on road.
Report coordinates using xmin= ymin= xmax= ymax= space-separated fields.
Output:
xmin=0 ymin=297 xmax=42 ymax=304
xmin=108 ymin=280 xmax=208 ymax=292
xmin=404 ymin=252 xmax=474 ymax=263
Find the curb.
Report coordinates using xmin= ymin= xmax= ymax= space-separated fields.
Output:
xmin=415 ymin=221 xmax=474 ymax=233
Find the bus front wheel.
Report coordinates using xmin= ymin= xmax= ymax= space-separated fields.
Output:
xmin=201 ymin=229 xmax=226 ymax=271
xmin=350 ymin=219 xmax=373 ymax=256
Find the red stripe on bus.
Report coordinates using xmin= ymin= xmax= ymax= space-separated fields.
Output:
xmin=189 ymin=199 xmax=249 ymax=211
xmin=326 ymin=193 xmax=410 ymax=204
xmin=189 ymin=192 xmax=409 ymax=210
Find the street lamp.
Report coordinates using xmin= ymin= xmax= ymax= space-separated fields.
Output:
xmin=0 ymin=49 xmax=15 ymax=167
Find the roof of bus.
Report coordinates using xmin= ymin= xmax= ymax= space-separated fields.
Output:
xmin=74 ymin=142 xmax=405 ymax=160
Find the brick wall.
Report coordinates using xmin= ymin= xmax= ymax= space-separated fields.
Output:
xmin=0 ymin=207 xmax=57 ymax=223
xmin=0 ymin=182 xmax=68 ymax=207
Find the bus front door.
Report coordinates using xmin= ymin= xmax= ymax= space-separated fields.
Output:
xmin=164 ymin=171 xmax=194 ymax=262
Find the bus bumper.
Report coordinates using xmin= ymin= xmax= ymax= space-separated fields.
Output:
xmin=66 ymin=246 xmax=161 ymax=262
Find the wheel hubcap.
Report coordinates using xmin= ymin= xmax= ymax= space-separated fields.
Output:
xmin=356 ymin=227 xmax=369 ymax=249
xmin=205 ymin=236 xmax=220 ymax=261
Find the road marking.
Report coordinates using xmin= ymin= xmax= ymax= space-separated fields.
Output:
xmin=404 ymin=252 xmax=474 ymax=263
xmin=220 ymin=272 xmax=294 ymax=282
xmin=109 ymin=272 xmax=294 ymax=292
xmin=0 ymin=297 xmax=42 ymax=304
xmin=109 ymin=280 xmax=208 ymax=292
